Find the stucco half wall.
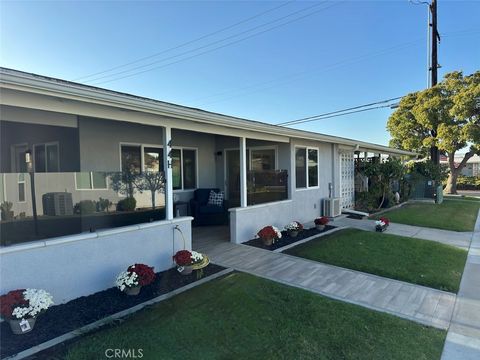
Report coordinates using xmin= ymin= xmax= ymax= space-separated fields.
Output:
xmin=229 ymin=200 xmax=300 ymax=244
xmin=0 ymin=217 xmax=192 ymax=304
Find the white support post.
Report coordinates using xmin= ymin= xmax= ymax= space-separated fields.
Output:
xmin=239 ymin=137 xmax=247 ymax=208
xmin=163 ymin=126 xmax=174 ymax=220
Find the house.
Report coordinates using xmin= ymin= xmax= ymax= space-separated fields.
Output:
xmin=440 ymin=154 xmax=480 ymax=177
xmin=0 ymin=68 xmax=415 ymax=303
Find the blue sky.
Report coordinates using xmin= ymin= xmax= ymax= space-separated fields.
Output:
xmin=1 ymin=0 xmax=479 ymax=145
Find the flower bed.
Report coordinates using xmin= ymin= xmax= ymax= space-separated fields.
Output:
xmin=244 ymin=225 xmax=336 ymax=251
xmin=0 ymin=264 xmax=225 ymax=359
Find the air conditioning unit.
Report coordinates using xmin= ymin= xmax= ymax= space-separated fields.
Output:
xmin=323 ymin=198 xmax=341 ymax=217
xmin=42 ymin=192 xmax=74 ymax=216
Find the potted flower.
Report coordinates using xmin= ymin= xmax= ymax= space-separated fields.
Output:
xmin=0 ymin=288 xmax=54 ymax=334
xmin=284 ymin=221 xmax=304 ymax=238
xmin=257 ymin=225 xmax=282 ymax=246
xmin=115 ymin=263 xmax=156 ymax=296
xmin=173 ymin=250 xmax=205 ymax=275
xmin=314 ymin=216 xmax=330 ymax=231
xmin=375 ymin=217 xmax=390 ymax=232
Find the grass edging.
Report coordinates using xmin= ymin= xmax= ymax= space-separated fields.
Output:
xmin=4 ymin=268 xmax=234 ymax=360
xmin=271 ymin=226 xmax=347 ymax=253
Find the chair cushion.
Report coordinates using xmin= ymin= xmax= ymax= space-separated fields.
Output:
xmin=208 ymin=190 xmax=224 ymax=206
xmin=195 ymin=188 xmax=219 ymax=204
xmin=199 ymin=204 xmax=223 ymax=214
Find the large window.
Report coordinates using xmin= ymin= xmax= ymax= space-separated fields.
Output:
xmin=120 ymin=144 xmax=196 ymax=191
xmin=34 ymin=142 xmax=59 ymax=172
xmin=295 ymin=147 xmax=319 ymax=189
xmin=171 ymin=148 xmax=197 ymax=190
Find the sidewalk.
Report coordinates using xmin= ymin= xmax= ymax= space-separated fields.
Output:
xmin=441 ymin=214 xmax=480 ymax=359
xmin=196 ymin=240 xmax=456 ymax=330
xmin=333 ymin=216 xmax=472 ymax=250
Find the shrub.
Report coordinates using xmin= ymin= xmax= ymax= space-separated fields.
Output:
xmin=0 ymin=201 xmax=14 ymax=221
xmin=73 ymin=200 xmax=96 ymax=215
xmin=117 ymin=197 xmax=137 ymax=211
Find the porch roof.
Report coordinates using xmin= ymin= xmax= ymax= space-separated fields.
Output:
xmin=0 ymin=67 xmax=416 ymax=157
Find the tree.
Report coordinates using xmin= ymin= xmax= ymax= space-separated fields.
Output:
xmin=362 ymin=157 xmax=405 ymax=209
xmin=135 ymin=172 xmax=165 ymax=209
xmin=387 ymin=71 xmax=480 ymax=194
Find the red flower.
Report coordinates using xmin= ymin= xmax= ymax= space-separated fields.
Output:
xmin=0 ymin=289 xmax=28 ymax=319
xmin=128 ymin=264 xmax=156 ymax=286
xmin=257 ymin=226 xmax=280 ymax=240
xmin=315 ymin=217 xmax=329 ymax=226
xmin=173 ymin=250 xmax=192 ymax=266
xmin=379 ymin=217 xmax=390 ymax=226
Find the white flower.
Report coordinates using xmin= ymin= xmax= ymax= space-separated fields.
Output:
xmin=272 ymin=226 xmax=282 ymax=239
xmin=11 ymin=289 xmax=54 ymax=319
xmin=115 ymin=270 xmax=139 ymax=291
xmin=284 ymin=222 xmax=301 ymax=231
xmin=191 ymin=251 xmax=203 ymax=263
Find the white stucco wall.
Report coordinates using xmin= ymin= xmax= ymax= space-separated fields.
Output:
xmin=229 ymin=200 xmax=294 ymax=244
xmin=0 ymin=217 xmax=192 ymax=304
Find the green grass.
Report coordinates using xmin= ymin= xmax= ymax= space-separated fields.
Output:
xmin=374 ymin=199 xmax=480 ymax=231
xmin=284 ymin=229 xmax=467 ymax=293
xmin=63 ymin=273 xmax=445 ymax=360
xmin=444 ymin=195 xmax=480 ymax=202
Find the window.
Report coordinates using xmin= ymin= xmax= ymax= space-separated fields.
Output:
xmin=250 ymin=148 xmax=275 ymax=171
xmin=171 ymin=148 xmax=197 ymax=190
xmin=121 ymin=145 xmax=142 ymax=174
xmin=34 ymin=143 xmax=59 ymax=172
xmin=75 ymin=172 xmax=108 ymax=190
xmin=308 ymin=149 xmax=319 ymax=187
xmin=144 ymin=147 xmax=163 ymax=172
xmin=295 ymin=147 xmax=319 ymax=189
xmin=18 ymin=173 xmax=26 ymax=202
xmin=121 ymin=145 xmax=165 ymax=173
xmin=295 ymin=148 xmax=306 ymax=188
xmin=119 ymin=144 xmax=197 ymax=191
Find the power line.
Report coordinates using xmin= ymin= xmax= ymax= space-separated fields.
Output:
xmin=73 ymin=1 xmax=295 ymax=82
xmin=89 ymin=1 xmax=342 ymax=85
xmin=194 ymin=40 xmax=421 ymax=106
xmin=88 ymin=1 xmax=331 ymax=84
xmin=277 ymin=97 xmax=403 ymax=126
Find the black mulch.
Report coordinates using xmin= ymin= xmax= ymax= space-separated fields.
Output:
xmin=0 ymin=264 xmax=225 ymax=359
xmin=243 ymin=225 xmax=336 ymax=251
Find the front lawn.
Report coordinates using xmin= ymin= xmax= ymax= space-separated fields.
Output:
xmin=284 ymin=228 xmax=467 ymax=292
xmin=61 ymin=273 xmax=445 ymax=360
xmin=374 ymin=199 xmax=480 ymax=231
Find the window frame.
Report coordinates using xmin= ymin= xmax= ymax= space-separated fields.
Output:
xmin=295 ymin=146 xmax=320 ymax=190
xmin=248 ymin=146 xmax=278 ymax=171
xmin=118 ymin=143 xmax=198 ymax=192
xmin=33 ymin=141 xmax=60 ymax=173
xmin=74 ymin=172 xmax=108 ymax=191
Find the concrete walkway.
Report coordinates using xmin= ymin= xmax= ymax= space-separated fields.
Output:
xmin=196 ymin=240 xmax=455 ymax=330
xmin=334 ymin=216 xmax=472 ymax=250
xmin=441 ymin=215 xmax=480 ymax=359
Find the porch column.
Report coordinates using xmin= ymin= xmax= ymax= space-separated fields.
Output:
xmin=163 ymin=126 xmax=174 ymax=220
xmin=239 ymin=136 xmax=247 ymax=207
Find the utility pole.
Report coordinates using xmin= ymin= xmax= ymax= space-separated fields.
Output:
xmin=429 ymin=0 xmax=440 ymax=165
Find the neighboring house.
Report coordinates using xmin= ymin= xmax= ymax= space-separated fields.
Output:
xmin=0 ymin=68 xmax=414 ymax=303
xmin=440 ymin=154 xmax=480 ymax=177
